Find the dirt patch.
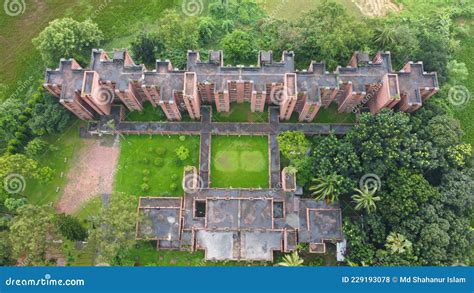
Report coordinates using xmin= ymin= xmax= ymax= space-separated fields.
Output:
xmin=352 ymin=0 xmax=401 ymax=17
xmin=56 ymin=137 xmax=119 ymax=214
xmin=241 ymin=151 xmax=265 ymax=172
xmin=214 ymin=151 xmax=239 ymax=172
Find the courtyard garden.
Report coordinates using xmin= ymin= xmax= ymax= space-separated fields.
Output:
xmin=211 ymin=135 xmax=269 ymax=188
xmin=212 ymin=103 xmax=269 ymax=122
xmin=114 ymin=135 xmax=200 ymax=197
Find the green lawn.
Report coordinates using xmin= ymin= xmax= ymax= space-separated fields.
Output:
xmin=24 ymin=121 xmax=86 ymax=205
xmin=284 ymin=103 xmax=356 ymax=124
xmin=212 ymin=103 xmax=268 ymax=122
xmin=125 ymin=101 xmax=195 ymax=122
xmin=0 ymin=0 xmax=176 ymax=101
xmin=453 ymin=20 xmax=474 ymax=146
xmin=211 ymin=135 xmax=269 ymax=188
xmin=256 ymin=0 xmax=361 ymax=20
xmin=115 ymin=135 xmax=200 ymax=197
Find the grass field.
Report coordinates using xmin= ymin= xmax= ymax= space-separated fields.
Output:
xmin=0 ymin=0 xmax=176 ymax=101
xmin=256 ymin=0 xmax=361 ymax=20
xmin=453 ymin=21 xmax=474 ymax=146
xmin=114 ymin=135 xmax=200 ymax=197
xmin=24 ymin=121 xmax=86 ymax=205
xmin=211 ymin=135 xmax=269 ymax=188
xmin=212 ymin=103 xmax=269 ymax=122
xmin=285 ymin=103 xmax=356 ymax=124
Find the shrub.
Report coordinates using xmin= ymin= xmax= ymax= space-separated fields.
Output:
xmin=142 ymin=177 xmax=149 ymax=183
xmin=141 ymin=183 xmax=150 ymax=192
xmin=141 ymin=158 xmax=149 ymax=164
xmin=154 ymin=158 xmax=164 ymax=167
xmin=170 ymin=183 xmax=178 ymax=191
xmin=176 ymin=145 xmax=190 ymax=161
xmin=25 ymin=138 xmax=49 ymax=158
xmin=179 ymin=136 xmax=186 ymax=141
xmin=155 ymin=147 xmax=166 ymax=156
xmin=171 ymin=174 xmax=178 ymax=181
xmin=142 ymin=169 xmax=150 ymax=176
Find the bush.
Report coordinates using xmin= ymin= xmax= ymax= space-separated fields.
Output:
xmin=171 ymin=174 xmax=178 ymax=181
xmin=154 ymin=158 xmax=164 ymax=167
xmin=155 ymin=147 xmax=166 ymax=156
xmin=25 ymin=138 xmax=49 ymax=158
xmin=176 ymin=145 xmax=190 ymax=161
xmin=55 ymin=214 xmax=87 ymax=241
xmin=141 ymin=158 xmax=150 ymax=164
xmin=179 ymin=136 xmax=186 ymax=142
xmin=4 ymin=197 xmax=27 ymax=212
xmin=142 ymin=177 xmax=149 ymax=183
xmin=142 ymin=169 xmax=150 ymax=176
xmin=170 ymin=183 xmax=178 ymax=191
xmin=140 ymin=183 xmax=150 ymax=192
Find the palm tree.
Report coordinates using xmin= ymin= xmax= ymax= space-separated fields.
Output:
xmin=374 ymin=25 xmax=398 ymax=48
xmin=351 ymin=184 xmax=381 ymax=213
xmin=385 ymin=232 xmax=412 ymax=254
xmin=309 ymin=173 xmax=343 ymax=204
xmin=277 ymin=251 xmax=304 ymax=267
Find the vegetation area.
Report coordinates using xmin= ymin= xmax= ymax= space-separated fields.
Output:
xmin=211 ymin=135 xmax=269 ymax=188
xmin=0 ymin=0 xmax=472 ymax=267
xmin=212 ymin=103 xmax=268 ymax=122
xmin=115 ymin=135 xmax=200 ymax=197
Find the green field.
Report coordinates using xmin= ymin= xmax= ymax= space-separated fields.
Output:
xmin=0 ymin=0 xmax=176 ymax=101
xmin=453 ymin=21 xmax=474 ymax=146
xmin=256 ymin=0 xmax=361 ymax=20
xmin=211 ymin=135 xmax=269 ymax=188
xmin=212 ymin=103 xmax=269 ymax=122
xmin=114 ymin=135 xmax=200 ymax=197
xmin=285 ymin=103 xmax=356 ymax=123
xmin=24 ymin=122 xmax=86 ymax=205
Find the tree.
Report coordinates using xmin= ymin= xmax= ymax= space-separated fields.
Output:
xmin=293 ymin=1 xmax=373 ymax=70
xmin=277 ymin=251 xmax=304 ymax=266
xmin=9 ymin=205 xmax=57 ymax=265
xmin=446 ymin=60 xmax=468 ymax=85
xmin=89 ymin=193 xmax=137 ymax=265
xmin=4 ymin=197 xmax=27 ymax=212
xmin=130 ymin=32 xmax=164 ymax=68
xmin=0 ymin=98 xmax=25 ymax=152
xmin=24 ymin=138 xmax=48 ymax=158
xmin=176 ymin=146 xmax=190 ymax=161
xmin=155 ymin=10 xmax=199 ymax=69
xmin=220 ymin=30 xmax=257 ymax=64
xmin=385 ymin=232 xmax=412 ymax=254
xmin=351 ymin=184 xmax=380 ymax=213
xmin=55 ymin=214 xmax=87 ymax=241
xmin=28 ymin=92 xmax=70 ymax=136
xmin=33 ymin=18 xmax=103 ymax=66
xmin=277 ymin=131 xmax=310 ymax=161
xmin=0 ymin=231 xmax=14 ymax=266
xmin=309 ymin=173 xmax=343 ymax=204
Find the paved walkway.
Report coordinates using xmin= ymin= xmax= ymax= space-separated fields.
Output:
xmin=112 ymin=106 xmax=354 ymax=188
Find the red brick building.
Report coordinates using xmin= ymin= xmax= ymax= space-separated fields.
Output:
xmin=44 ymin=49 xmax=439 ymax=121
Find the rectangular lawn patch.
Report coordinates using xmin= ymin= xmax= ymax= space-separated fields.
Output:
xmin=115 ymin=135 xmax=200 ymax=197
xmin=212 ymin=103 xmax=268 ymax=122
xmin=211 ymin=135 xmax=269 ymax=188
